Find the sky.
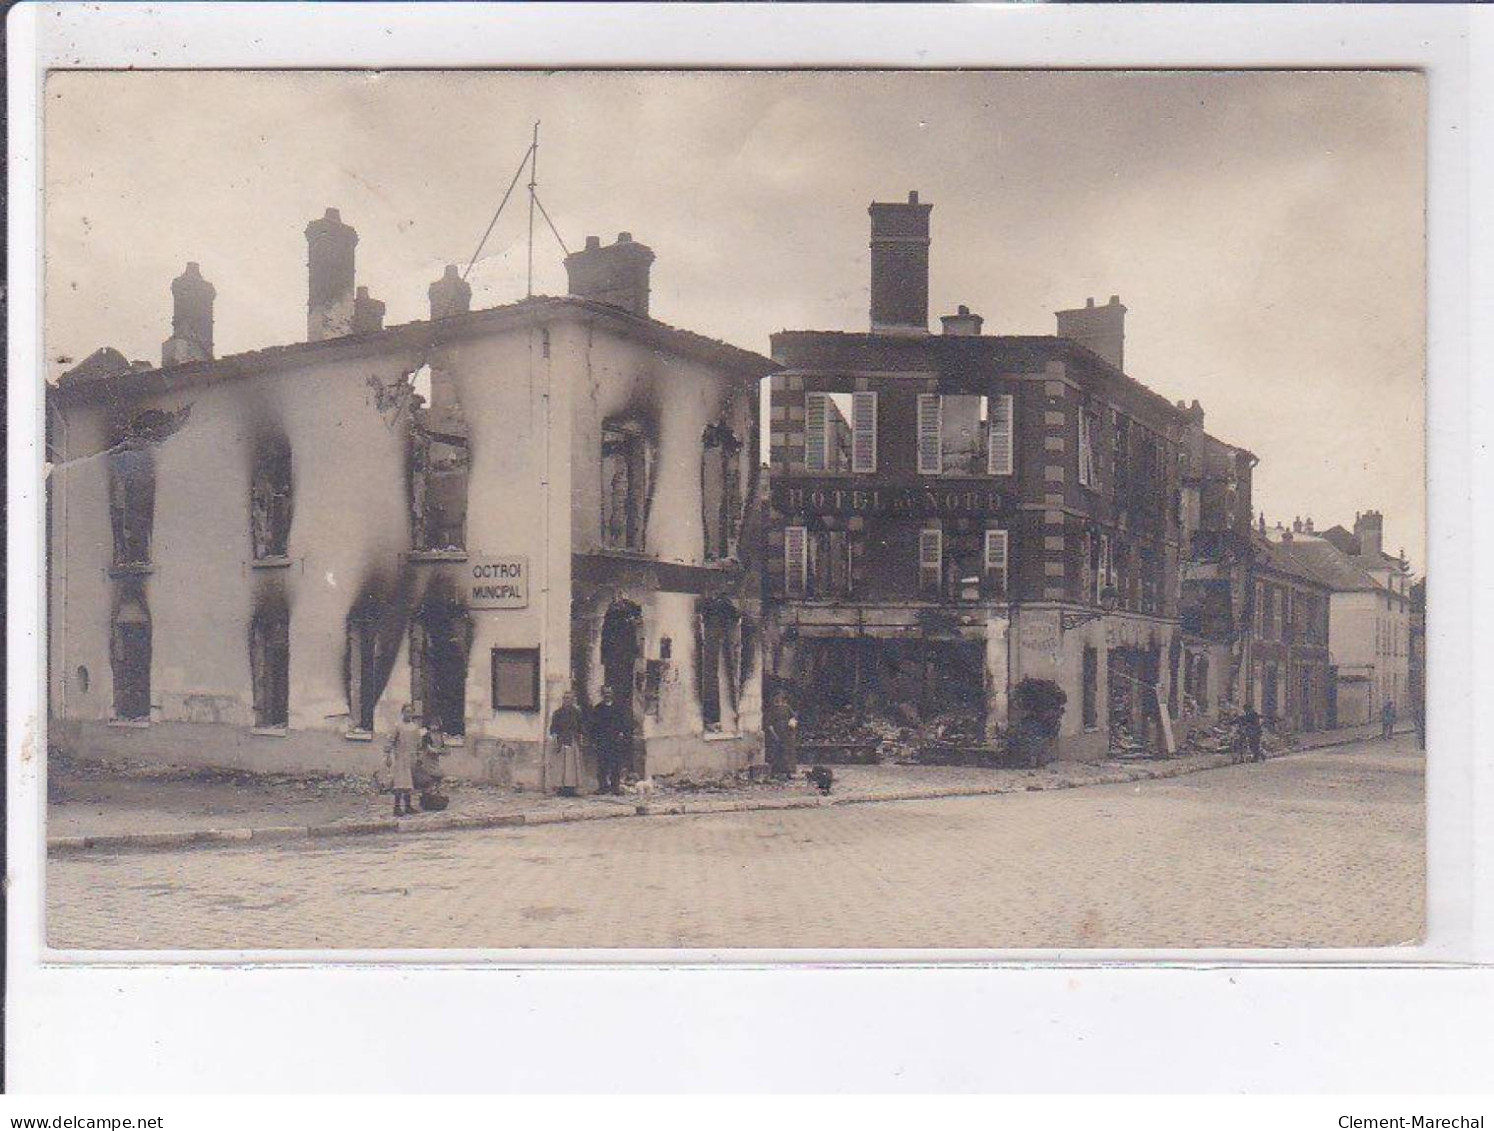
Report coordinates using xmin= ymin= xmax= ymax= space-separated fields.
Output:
xmin=45 ymin=69 xmax=1426 ymax=567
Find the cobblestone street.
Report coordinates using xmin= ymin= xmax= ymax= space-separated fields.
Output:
xmin=45 ymin=736 xmax=1424 ymax=951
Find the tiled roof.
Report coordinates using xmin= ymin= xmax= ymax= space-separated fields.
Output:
xmin=1265 ymin=537 xmax=1380 ymax=593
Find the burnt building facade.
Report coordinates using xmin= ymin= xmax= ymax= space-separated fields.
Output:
xmin=47 ymin=212 xmax=774 ymax=786
xmin=764 ymin=192 xmax=1206 ymax=760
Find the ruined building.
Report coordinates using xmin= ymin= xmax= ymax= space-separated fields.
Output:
xmin=764 ymin=192 xmax=1255 ymax=760
xmin=47 ymin=211 xmax=774 ymax=785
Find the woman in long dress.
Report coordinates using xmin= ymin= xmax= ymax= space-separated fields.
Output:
xmin=548 ymin=690 xmax=586 ymax=796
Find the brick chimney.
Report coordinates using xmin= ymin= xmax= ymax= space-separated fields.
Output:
xmin=940 ymin=304 xmax=984 ymax=337
xmin=352 ymin=286 xmax=386 ymax=334
xmin=428 ymin=264 xmax=472 ymax=321
xmin=161 ymin=262 xmax=215 ymax=367
xmin=564 ymin=232 xmax=655 ymax=319
xmin=1355 ymin=509 xmax=1384 ymax=559
xmin=1056 ymin=295 xmax=1127 ymax=371
xmin=305 ymin=207 xmax=358 ymax=342
xmin=869 ymin=191 xmax=932 ymax=336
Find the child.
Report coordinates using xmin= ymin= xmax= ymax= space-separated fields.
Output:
xmin=385 ymin=704 xmax=418 ymax=817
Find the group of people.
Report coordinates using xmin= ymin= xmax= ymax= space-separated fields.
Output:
xmin=546 ymin=685 xmax=634 ymax=796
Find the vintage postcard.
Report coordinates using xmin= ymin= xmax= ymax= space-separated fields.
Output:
xmin=40 ymin=68 xmax=1426 ymax=952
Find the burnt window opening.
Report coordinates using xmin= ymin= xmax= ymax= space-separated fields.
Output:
xmin=697 ymin=598 xmax=743 ymax=732
xmin=806 ymin=528 xmax=853 ymax=598
xmin=110 ymin=587 xmax=152 ymax=721
xmin=250 ymin=434 xmax=294 ymax=560
xmin=107 ymin=445 xmax=156 ymax=567
xmin=602 ymin=421 xmax=653 ymax=552
xmin=346 ymin=607 xmax=386 ymax=733
xmin=701 ymin=422 xmax=743 ymax=562
xmin=410 ymin=598 xmax=473 ymax=736
xmin=250 ymin=598 xmax=291 ymax=728
xmin=410 ymin=382 xmax=471 ymax=553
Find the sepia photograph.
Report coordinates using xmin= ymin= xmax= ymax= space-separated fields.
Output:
xmin=40 ymin=68 xmax=1427 ymax=953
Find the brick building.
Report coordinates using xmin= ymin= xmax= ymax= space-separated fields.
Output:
xmin=47 ymin=211 xmax=775 ymax=786
xmin=1248 ymin=532 xmax=1334 ymax=733
xmin=763 ymin=191 xmax=1239 ymax=760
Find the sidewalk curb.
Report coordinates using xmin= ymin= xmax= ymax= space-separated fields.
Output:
xmin=53 ymin=742 xmax=1399 ymax=858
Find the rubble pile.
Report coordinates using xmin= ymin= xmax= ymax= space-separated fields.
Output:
xmin=1108 ymin=724 xmax=1154 ymax=759
xmin=1183 ymin=717 xmax=1240 ymax=755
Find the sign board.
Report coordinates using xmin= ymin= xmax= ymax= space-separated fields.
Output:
xmin=466 ymin=555 xmax=529 ymax=609
xmin=772 ymin=481 xmax=1008 ymax=518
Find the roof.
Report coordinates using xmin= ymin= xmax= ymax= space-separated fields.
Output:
xmin=1264 ymin=536 xmax=1380 ymax=593
xmin=51 ymin=295 xmax=780 ymax=407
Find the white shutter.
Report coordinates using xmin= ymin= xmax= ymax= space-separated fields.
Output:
xmin=987 ymin=393 xmax=1014 ymax=476
xmin=1078 ymin=410 xmax=1094 ymax=487
xmin=917 ymin=393 xmax=943 ymax=475
xmin=919 ymin=527 xmax=943 ymax=593
xmin=1097 ymin=533 xmax=1113 ymax=602
xmin=851 ymin=391 xmax=878 ymax=473
xmin=984 ymin=529 xmax=1009 ymax=596
xmin=804 ymin=393 xmax=828 ymax=472
xmin=785 ymin=526 xmax=807 ymax=597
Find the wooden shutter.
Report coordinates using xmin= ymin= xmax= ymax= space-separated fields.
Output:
xmin=1078 ymin=410 xmax=1094 ymax=487
xmin=784 ymin=526 xmax=808 ymax=597
xmin=987 ymin=393 xmax=1014 ymax=476
xmin=917 ymin=394 xmax=943 ymax=475
xmin=804 ymin=393 xmax=828 ymax=472
xmin=919 ymin=527 xmax=943 ymax=594
xmin=984 ymin=529 xmax=1010 ymax=597
xmin=851 ymin=391 xmax=877 ymax=473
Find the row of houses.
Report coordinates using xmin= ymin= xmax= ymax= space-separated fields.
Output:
xmin=45 ymin=193 xmax=1419 ymax=782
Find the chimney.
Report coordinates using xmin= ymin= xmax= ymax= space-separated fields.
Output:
xmin=869 ymin=191 xmax=933 ymax=336
xmin=305 ymin=207 xmax=358 ymax=342
xmin=1056 ymin=294 xmax=1127 ymax=371
xmin=940 ymin=304 xmax=984 ymax=337
xmin=428 ymin=264 xmax=472 ymax=320
xmin=1304 ymin=517 xmax=1314 ymax=534
xmin=564 ymin=231 xmax=655 ymax=318
xmin=161 ymin=262 xmax=216 ymax=367
xmin=1293 ymin=516 xmax=1303 ymax=533
xmin=352 ymin=286 xmax=386 ymax=335
xmin=1355 ymin=509 xmax=1384 ymax=559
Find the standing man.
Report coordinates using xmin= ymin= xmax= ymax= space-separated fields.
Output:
xmin=1239 ymin=703 xmax=1264 ymax=764
xmin=764 ymin=689 xmax=799 ymax=779
xmin=548 ymin=688 xmax=586 ymax=797
xmin=385 ymin=704 xmax=419 ymax=817
xmin=1381 ymin=698 xmax=1398 ymax=740
xmin=589 ymin=684 xmax=632 ymax=796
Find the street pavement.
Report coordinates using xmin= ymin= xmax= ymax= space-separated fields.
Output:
xmin=45 ymin=735 xmax=1424 ymax=951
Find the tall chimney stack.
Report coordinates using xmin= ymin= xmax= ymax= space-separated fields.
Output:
xmin=869 ymin=191 xmax=932 ymax=336
xmin=352 ymin=286 xmax=386 ymax=334
xmin=1056 ymin=295 xmax=1127 ymax=371
xmin=564 ymin=232 xmax=655 ymax=319
xmin=161 ymin=262 xmax=216 ymax=367
xmin=940 ymin=304 xmax=984 ymax=337
xmin=1354 ymin=509 xmax=1384 ymax=560
xmin=305 ymin=207 xmax=358 ymax=342
xmin=428 ymin=264 xmax=472 ymax=321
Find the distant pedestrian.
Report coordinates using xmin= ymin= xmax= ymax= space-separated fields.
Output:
xmin=1381 ymin=699 xmax=1397 ymax=740
xmin=589 ymin=684 xmax=633 ymax=796
xmin=764 ymin=690 xmax=799 ymax=778
xmin=549 ymin=689 xmax=586 ymax=797
xmin=385 ymin=704 xmax=418 ymax=817
xmin=1239 ymin=704 xmax=1264 ymax=763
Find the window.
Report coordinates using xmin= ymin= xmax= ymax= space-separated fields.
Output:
xmin=804 ymin=392 xmax=851 ymax=473
xmin=250 ymin=433 xmax=293 ymax=560
xmin=701 ymin=422 xmax=743 ymax=561
xmin=107 ymin=446 xmax=156 ymax=566
xmin=919 ymin=393 xmax=1006 ymax=476
xmin=851 ymin=391 xmax=878 ymax=473
xmin=1078 ymin=409 xmax=1098 ymax=488
xmin=919 ymin=528 xmax=943 ymax=595
xmin=805 ymin=528 xmax=853 ymax=598
xmin=1093 ymin=532 xmax=1115 ymax=604
xmin=250 ymin=599 xmax=290 ymax=728
xmin=601 ymin=421 xmax=652 ymax=551
xmin=1082 ymin=646 xmax=1099 ymax=729
xmin=110 ymin=587 xmax=151 ymax=721
xmin=412 ymin=398 xmax=471 ymax=553
xmin=491 ymin=648 xmax=540 ymax=711
xmin=784 ymin=526 xmax=808 ymax=597
xmin=984 ymin=529 xmax=1010 ymax=598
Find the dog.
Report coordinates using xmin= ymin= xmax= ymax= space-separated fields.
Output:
xmin=806 ymin=765 xmax=834 ymax=795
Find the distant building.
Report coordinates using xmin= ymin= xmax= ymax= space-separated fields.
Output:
xmin=1249 ymin=532 xmax=1334 ymax=732
xmin=763 ymin=191 xmax=1244 ymax=760
xmin=47 ymin=212 xmax=776 ymax=785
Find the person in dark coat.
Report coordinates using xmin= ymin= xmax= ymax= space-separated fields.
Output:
xmin=548 ymin=689 xmax=586 ymax=797
xmin=1381 ymin=699 xmax=1398 ymax=740
xmin=764 ymin=690 xmax=799 ymax=779
xmin=589 ymin=684 xmax=633 ymax=795
xmin=1239 ymin=704 xmax=1264 ymax=763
